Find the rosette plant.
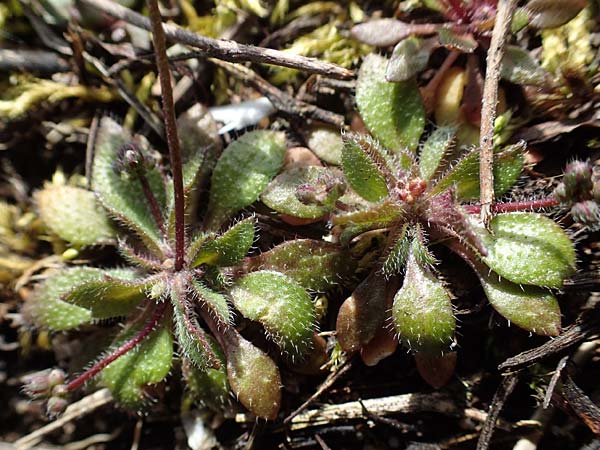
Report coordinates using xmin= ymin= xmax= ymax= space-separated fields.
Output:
xmin=264 ymin=53 xmax=577 ymax=387
xmin=25 ymin=112 xmax=320 ymax=420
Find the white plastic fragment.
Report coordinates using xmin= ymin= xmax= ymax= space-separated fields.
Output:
xmin=209 ymin=97 xmax=275 ymax=134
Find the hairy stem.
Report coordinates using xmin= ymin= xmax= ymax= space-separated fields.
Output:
xmin=66 ymin=302 xmax=167 ymax=392
xmin=479 ymin=0 xmax=517 ymax=225
xmin=463 ymin=196 xmax=559 ymax=214
xmin=148 ymin=0 xmax=185 ymax=271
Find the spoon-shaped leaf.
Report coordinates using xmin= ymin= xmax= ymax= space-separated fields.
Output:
xmin=205 ymin=130 xmax=286 ymax=229
xmin=356 ymin=54 xmax=425 ymax=153
xmin=386 ymin=37 xmax=435 ymax=82
xmin=471 ymin=212 xmax=576 ymax=288
xmin=392 ymin=253 xmax=455 ymax=354
xmin=336 ymin=271 xmax=388 ymax=352
xmin=93 ymin=117 xmax=167 ymax=253
xmin=525 ymin=0 xmax=586 ymax=29
xmin=221 ymin=327 xmax=281 ymax=420
xmin=23 ymin=267 xmax=103 ymax=330
xmin=35 ymin=185 xmax=115 ymax=247
xmin=478 ymin=270 xmax=561 ymax=335
xmin=230 ymin=271 xmax=315 ymax=359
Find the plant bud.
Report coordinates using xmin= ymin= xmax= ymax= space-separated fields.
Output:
xmin=570 ymin=200 xmax=600 ymax=225
xmin=563 ymin=160 xmax=593 ymax=200
xmin=114 ymin=142 xmax=153 ymax=175
xmin=46 ymin=396 xmax=68 ymax=417
xmin=22 ymin=368 xmax=66 ymax=398
xmin=553 ymin=182 xmax=568 ymax=204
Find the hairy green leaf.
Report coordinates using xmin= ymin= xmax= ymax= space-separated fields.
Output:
xmin=206 ymin=130 xmax=286 ymax=229
xmin=190 ymin=218 xmax=255 ymax=268
xmin=64 ymin=269 xmax=153 ymax=319
xmin=430 ymin=144 xmax=524 ymax=200
xmin=261 ymin=166 xmax=343 ymax=219
xmin=101 ymin=315 xmax=173 ymax=407
xmin=356 ymin=54 xmax=425 ymax=153
xmin=437 ymin=28 xmax=477 ymax=53
xmin=418 ymin=126 xmax=456 ymax=181
xmin=392 ymin=253 xmax=455 ymax=354
xmin=191 ymin=279 xmax=232 ymax=325
xmin=182 ymin=349 xmax=229 ymax=411
xmin=230 ymin=271 xmax=315 ymax=358
xmin=246 ymin=239 xmax=356 ymax=292
xmin=35 ymin=185 xmax=115 ymax=247
xmin=475 ymin=213 xmax=576 ymax=288
xmin=223 ymin=328 xmax=281 ymax=420
xmin=341 ymin=133 xmax=389 ymax=202
xmin=92 ymin=117 xmax=167 ymax=252
xmin=24 ymin=267 xmax=102 ymax=330
xmin=478 ymin=270 xmax=561 ymax=335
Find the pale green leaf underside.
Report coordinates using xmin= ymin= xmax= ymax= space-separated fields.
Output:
xmin=92 ymin=117 xmax=166 ymax=251
xmin=356 ymin=53 xmax=425 ymax=153
xmin=35 ymin=185 xmax=115 ymax=247
xmin=206 ymin=130 xmax=286 ymax=229
xmin=101 ymin=317 xmax=173 ymax=407
xmin=230 ymin=270 xmax=315 ymax=358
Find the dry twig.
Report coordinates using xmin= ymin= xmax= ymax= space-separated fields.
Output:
xmin=478 ymin=0 xmax=518 ymax=225
xmin=79 ymin=0 xmax=353 ymax=80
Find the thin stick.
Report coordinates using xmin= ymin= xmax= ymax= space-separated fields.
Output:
xmin=79 ymin=0 xmax=353 ymax=80
xmin=478 ymin=0 xmax=517 ymax=225
xmin=476 ymin=373 xmax=519 ymax=450
xmin=66 ymin=302 xmax=167 ymax=392
xmin=13 ymin=389 xmax=114 ymax=450
xmin=148 ymin=0 xmax=185 ymax=271
xmin=283 ymin=358 xmax=353 ymax=424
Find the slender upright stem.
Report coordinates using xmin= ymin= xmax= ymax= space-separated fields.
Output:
xmin=148 ymin=0 xmax=185 ymax=271
xmin=137 ymin=171 xmax=166 ymax=235
xmin=66 ymin=302 xmax=167 ymax=392
xmin=478 ymin=0 xmax=517 ymax=225
xmin=463 ymin=196 xmax=559 ymax=215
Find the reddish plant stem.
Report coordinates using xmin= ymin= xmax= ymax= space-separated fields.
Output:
xmin=66 ymin=302 xmax=167 ymax=392
xmin=463 ymin=196 xmax=559 ymax=215
xmin=148 ymin=0 xmax=185 ymax=271
xmin=137 ymin=172 xmax=165 ymax=235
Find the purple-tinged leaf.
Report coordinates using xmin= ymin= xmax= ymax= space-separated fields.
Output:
xmin=336 ymin=271 xmax=387 ymax=353
xmin=437 ymin=28 xmax=477 ymax=53
xmin=525 ymin=0 xmax=586 ymax=29
xmin=352 ymin=19 xmax=439 ymax=47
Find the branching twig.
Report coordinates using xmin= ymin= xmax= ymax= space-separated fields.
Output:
xmin=478 ymin=0 xmax=517 ymax=225
xmin=79 ymin=0 xmax=353 ymax=80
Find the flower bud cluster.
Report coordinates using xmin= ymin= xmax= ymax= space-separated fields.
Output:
xmin=22 ymin=368 xmax=69 ymax=416
xmin=554 ymin=160 xmax=600 ymax=226
xmin=296 ymin=173 xmax=347 ymax=207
